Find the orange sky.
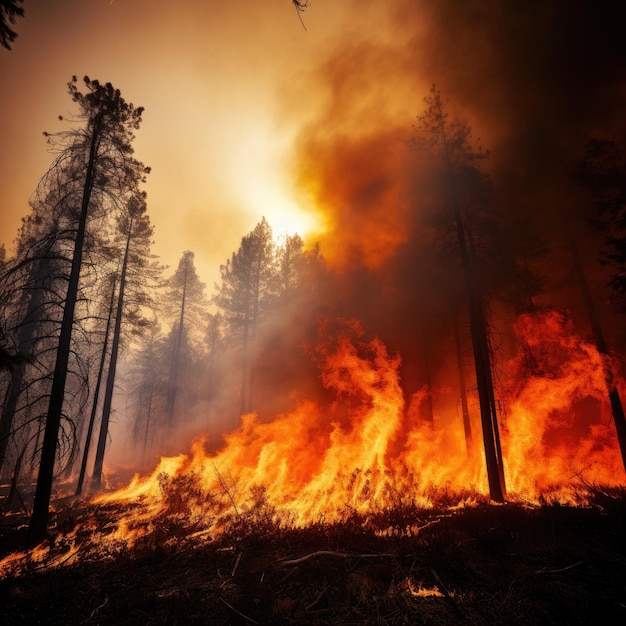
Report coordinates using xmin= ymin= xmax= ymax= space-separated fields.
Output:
xmin=0 ymin=1 xmax=366 ymax=285
xmin=2 ymin=2 xmax=625 ymax=289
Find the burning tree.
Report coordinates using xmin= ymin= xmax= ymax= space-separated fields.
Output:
xmin=412 ymin=86 xmax=507 ymax=501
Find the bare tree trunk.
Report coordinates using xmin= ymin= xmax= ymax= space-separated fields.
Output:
xmin=454 ymin=314 xmax=472 ymax=454
xmin=92 ymin=225 xmax=132 ymax=489
xmin=75 ymin=276 xmax=116 ymax=495
xmin=440 ymin=123 xmax=506 ymax=502
xmin=567 ymin=227 xmax=626 ymax=473
xmin=28 ymin=113 xmax=103 ymax=546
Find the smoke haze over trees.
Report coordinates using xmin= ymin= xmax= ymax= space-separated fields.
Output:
xmin=0 ymin=1 xmax=625 ymax=546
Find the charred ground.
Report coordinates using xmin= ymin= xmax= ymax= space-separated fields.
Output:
xmin=1 ymin=489 xmax=625 ymax=625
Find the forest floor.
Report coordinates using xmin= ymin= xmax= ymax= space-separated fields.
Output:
xmin=0 ymin=488 xmax=625 ymax=625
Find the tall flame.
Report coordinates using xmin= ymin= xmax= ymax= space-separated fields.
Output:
xmin=1 ymin=310 xmax=623 ymax=578
xmin=93 ymin=311 xmax=623 ymax=544
xmin=503 ymin=311 xmax=622 ymax=498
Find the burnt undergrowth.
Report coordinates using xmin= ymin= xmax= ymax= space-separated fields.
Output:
xmin=0 ymin=486 xmax=625 ymax=625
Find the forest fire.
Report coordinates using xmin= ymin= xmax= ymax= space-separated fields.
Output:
xmin=97 ymin=310 xmax=622 ymax=527
xmin=2 ymin=2 xmax=626 ymax=623
xmin=2 ymin=309 xmax=621 ymax=581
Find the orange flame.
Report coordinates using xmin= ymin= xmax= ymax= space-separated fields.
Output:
xmin=94 ymin=311 xmax=623 ymax=544
xmin=502 ymin=311 xmax=623 ymax=499
xmin=2 ymin=310 xmax=622 ymax=578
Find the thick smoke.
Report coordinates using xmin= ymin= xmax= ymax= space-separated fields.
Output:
xmin=282 ymin=0 xmax=626 ymax=395
xmin=108 ymin=1 xmax=626 ymax=474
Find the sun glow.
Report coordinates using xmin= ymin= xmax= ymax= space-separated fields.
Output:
xmin=244 ymin=174 xmax=322 ymax=245
xmin=227 ymin=115 xmax=325 ymax=244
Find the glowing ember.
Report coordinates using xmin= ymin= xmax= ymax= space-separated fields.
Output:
xmin=399 ymin=578 xmax=445 ymax=598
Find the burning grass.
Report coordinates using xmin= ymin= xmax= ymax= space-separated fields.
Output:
xmin=1 ymin=487 xmax=625 ymax=624
xmin=2 ymin=310 xmax=626 ymax=622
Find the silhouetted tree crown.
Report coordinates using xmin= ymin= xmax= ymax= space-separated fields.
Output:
xmin=0 ymin=0 xmax=24 ymax=50
xmin=580 ymin=138 xmax=626 ymax=313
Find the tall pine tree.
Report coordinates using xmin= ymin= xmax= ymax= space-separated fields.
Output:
xmin=28 ymin=77 xmax=149 ymax=544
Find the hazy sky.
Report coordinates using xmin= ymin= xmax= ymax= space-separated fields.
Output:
xmin=2 ymin=1 xmax=625 ymax=289
xmin=0 ymin=0 xmax=361 ymax=285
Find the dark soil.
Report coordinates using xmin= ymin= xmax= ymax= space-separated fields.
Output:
xmin=1 ymin=490 xmax=625 ymax=625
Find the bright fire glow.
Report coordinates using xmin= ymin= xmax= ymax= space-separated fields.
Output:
xmin=232 ymin=120 xmax=325 ymax=243
xmin=92 ymin=311 xmax=623 ymax=538
xmin=1 ymin=310 xmax=623 ymax=576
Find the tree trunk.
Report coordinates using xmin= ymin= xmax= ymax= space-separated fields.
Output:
xmin=27 ymin=113 xmax=103 ymax=546
xmin=454 ymin=313 xmax=472 ymax=454
xmin=75 ymin=277 xmax=116 ymax=495
xmin=240 ymin=307 xmax=250 ymax=416
xmin=568 ymin=228 xmax=626 ymax=473
xmin=166 ymin=265 xmax=188 ymax=427
xmin=247 ymin=252 xmax=263 ymax=414
xmin=91 ymin=225 xmax=132 ymax=489
xmin=440 ymin=122 xmax=506 ymax=502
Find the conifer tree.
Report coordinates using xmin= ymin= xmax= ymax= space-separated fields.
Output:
xmin=27 ymin=77 xmax=149 ymax=544
xmin=0 ymin=0 xmax=24 ymax=50
xmin=412 ymin=86 xmax=506 ymax=501
xmin=163 ymin=251 xmax=205 ymax=426
xmin=213 ymin=218 xmax=276 ymax=414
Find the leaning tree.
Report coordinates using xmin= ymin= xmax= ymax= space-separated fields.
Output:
xmin=27 ymin=77 xmax=149 ymax=545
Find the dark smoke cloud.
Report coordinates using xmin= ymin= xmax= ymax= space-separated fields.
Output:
xmin=284 ymin=0 xmax=626 ymax=398
xmin=399 ymin=0 xmax=626 ymax=201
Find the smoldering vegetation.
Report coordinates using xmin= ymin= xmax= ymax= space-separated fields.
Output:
xmin=1 ymin=5 xmax=626 ymax=609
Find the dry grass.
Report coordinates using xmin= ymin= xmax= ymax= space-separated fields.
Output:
xmin=1 ymin=487 xmax=625 ymax=624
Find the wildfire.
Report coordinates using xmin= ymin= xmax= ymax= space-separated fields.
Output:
xmin=96 ymin=311 xmax=622 ymax=531
xmin=1 ymin=310 xmax=623 ymax=576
